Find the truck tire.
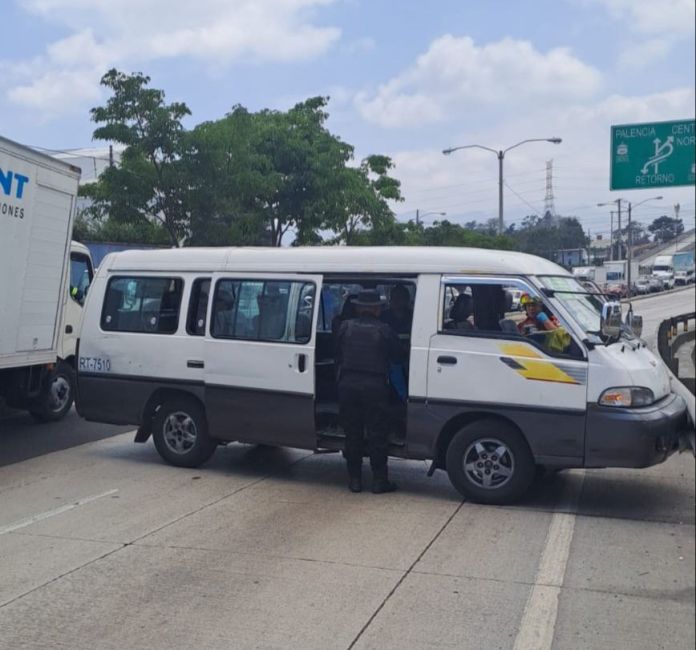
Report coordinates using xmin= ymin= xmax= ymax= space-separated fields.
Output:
xmin=152 ymin=398 xmax=217 ymax=468
xmin=446 ymin=419 xmax=535 ymax=505
xmin=30 ymin=361 xmax=75 ymax=422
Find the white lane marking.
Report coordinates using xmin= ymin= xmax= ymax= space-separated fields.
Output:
xmin=0 ymin=489 xmax=118 ymax=536
xmin=513 ymin=470 xmax=585 ymax=650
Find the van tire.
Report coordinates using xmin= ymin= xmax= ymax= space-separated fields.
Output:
xmin=445 ymin=420 xmax=535 ymax=504
xmin=30 ymin=362 xmax=75 ymax=422
xmin=152 ymin=398 xmax=217 ymax=468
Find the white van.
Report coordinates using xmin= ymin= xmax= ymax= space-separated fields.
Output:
xmin=76 ymin=247 xmax=691 ymax=503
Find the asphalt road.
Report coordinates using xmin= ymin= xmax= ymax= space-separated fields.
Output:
xmin=0 ymin=408 xmax=131 ymax=467
xmin=0 ymin=287 xmax=694 ymax=649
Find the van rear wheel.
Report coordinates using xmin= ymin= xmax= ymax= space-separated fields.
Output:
xmin=152 ymin=398 xmax=217 ymax=468
xmin=445 ymin=420 xmax=535 ymax=504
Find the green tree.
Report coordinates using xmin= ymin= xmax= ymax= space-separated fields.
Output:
xmin=648 ymin=215 xmax=684 ymax=243
xmin=80 ymin=69 xmax=192 ymax=246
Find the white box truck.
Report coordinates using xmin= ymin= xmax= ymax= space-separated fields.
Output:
xmin=0 ymin=135 xmax=93 ymax=421
xmin=652 ymin=255 xmax=676 ymax=290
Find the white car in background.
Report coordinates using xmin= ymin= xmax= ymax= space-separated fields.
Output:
xmin=633 ymin=276 xmax=651 ymax=295
xmin=506 ymin=288 xmax=523 ymax=310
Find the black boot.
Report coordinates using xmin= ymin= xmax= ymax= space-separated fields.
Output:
xmin=347 ymin=462 xmax=363 ymax=493
xmin=348 ymin=476 xmax=363 ymax=493
xmin=372 ymin=467 xmax=397 ymax=494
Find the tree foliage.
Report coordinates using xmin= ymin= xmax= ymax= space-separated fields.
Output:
xmin=81 ymin=73 xmax=402 ymax=248
xmin=505 ymin=214 xmax=587 ymax=259
xmin=80 ymin=69 xmax=192 ymax=246
xmin=648 ymin=215 xmax=684 ymax=243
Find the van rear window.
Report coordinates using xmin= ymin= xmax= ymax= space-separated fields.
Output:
xmin=101 ymin=277 xmax=183 ymax=334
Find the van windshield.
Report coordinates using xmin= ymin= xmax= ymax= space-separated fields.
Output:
xmin=538 ymin=276 xmax=603 ymax=337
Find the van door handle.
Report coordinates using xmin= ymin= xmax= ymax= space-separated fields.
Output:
xmin=65 ymin=325 xmax=73 ymax=334
xmin=187 ymin=360 xmax=205 ymax=369
xmin=437 ymin=355 xmax=458 ymax=365
xmin=297 ymin=354 xmax=307 ymax=373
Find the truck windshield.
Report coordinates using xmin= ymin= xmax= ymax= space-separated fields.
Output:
xmin=538 ymin=276 xmax=603 ymax=338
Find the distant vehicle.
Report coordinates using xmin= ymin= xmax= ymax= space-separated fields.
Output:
xmin=647 ymin=276 xmax=663 ymax=293
xmin=673 ymin=250 xmax=695 ymax=285
xmin=633 ymin=276 xmax=651 ymax=294
xmin=580 ymin=280 xmax=608 ymax=302
xmin=572 ymin=266 xmax=606 ymax=285
xmin=506 ymin=288 xmax=523 ymax=310
xmin=605 ymin=281 xmax=627 ymax=300
xmin=652 ymin=255 xmax=677 ymax=290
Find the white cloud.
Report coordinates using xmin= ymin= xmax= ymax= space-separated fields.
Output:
xmin=381 ymin=87 xmax=695 ymax=232
xmin=3 ymin=0 xmax=341 ymax=115
xmin=617 ymin=38 xmax=672 ymax=69
xmin=587 ymin=0 xmax=695 ymax=36
xmin=355 ymin=35 xmax=602 ymax=128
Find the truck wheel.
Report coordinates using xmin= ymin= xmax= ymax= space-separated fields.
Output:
xmin=30 ymin=362 xmax=75 ymax=422
xmin=445 ymin=420 xmax=535 ymax=505
xmin=152 ymin=398 xmax=217 ymax=468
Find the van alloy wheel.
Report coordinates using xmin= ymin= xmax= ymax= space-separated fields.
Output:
xmin=162 ymin=411 xmax=198 ymax=454
xmin=445 ymin=420 xmax=535 ymax=504
xmin=462 ymin=438 xmax=514 ymax=489
xmin=152 ymin=398 xmax=217 ymax=468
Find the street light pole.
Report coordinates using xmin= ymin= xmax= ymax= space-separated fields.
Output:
xmin=415 ymin=209 xmax=446 ymax=226
xmin=443 ymin=137 xmax=561 ymax=235
xmin=610 ymin=211 xmax=614 ymax=262
xmin=498 ymin=151 xmax=504 ymax=236
xmin=599 ymin=196 xmax=662 ymax=298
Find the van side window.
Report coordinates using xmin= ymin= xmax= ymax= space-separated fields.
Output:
xmin=186 ymin=278 xmax=211 ymax=336
xmin=101 ymin=277 xmax=183 ymax=334
xmin=441 ymin=281 xmax=579 ymax=357
xmin=211 ymin=279 xmax=315 ymax=344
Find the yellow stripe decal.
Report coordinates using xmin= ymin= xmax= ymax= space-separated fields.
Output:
xmin=498 ymin=343 xmax=580 ymax=385
xmin=499 ymin=343 xmax=542 ymax=359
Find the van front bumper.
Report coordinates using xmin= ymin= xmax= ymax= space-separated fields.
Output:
xmin=585 ymin=393 xmax=690 ymax=468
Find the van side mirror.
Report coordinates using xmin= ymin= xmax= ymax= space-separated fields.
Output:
xmin=624 ymin=305 xmax=643 ymax=338
xmin=628 ymin=314 xmax=643 ymax=338
xmin=601 ymin=302 xmax=622 ymax=338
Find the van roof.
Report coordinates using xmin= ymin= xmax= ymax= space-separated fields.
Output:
xmin=103 ymin=246 xmax=569 ymax=276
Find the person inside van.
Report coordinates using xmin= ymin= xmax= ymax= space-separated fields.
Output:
xmin=447 ymin=291 xmax=474 ymax=331
xmin=213 ymin=288 xmax=237 ymax=337
xmin=332 ymin=294 xmax=358 ymax=335
xmin=381 ymin=284 xmax=413 ymax=336
xmin=517 ymin=293 xmax=559 ymax=335
xmin=253 ymin=285 xmax=288 ymax=340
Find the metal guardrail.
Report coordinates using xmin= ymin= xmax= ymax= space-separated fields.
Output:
xmin=658 ymin=312 xmax=696 ymax=394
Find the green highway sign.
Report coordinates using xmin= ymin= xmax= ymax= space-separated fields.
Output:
xmin=610 ymin=118 xmax=695 ymax=190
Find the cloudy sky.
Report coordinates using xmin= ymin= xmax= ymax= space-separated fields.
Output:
xmin=1 ymin=0 xmax=694 ymax=238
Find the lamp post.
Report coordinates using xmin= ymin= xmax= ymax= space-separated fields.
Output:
xmin=415 ymin=209 xmax=446 ymax=226
xmin=443 ymin=137 xmax=562 ymax=235
xmin=599 ymin=196 xmax=662 ymax=297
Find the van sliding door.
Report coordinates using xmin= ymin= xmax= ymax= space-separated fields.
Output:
xmin=204 ymin=273 xmax=322 ymax=449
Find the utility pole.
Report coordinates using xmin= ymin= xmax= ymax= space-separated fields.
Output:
xmin=626 ymin=202 xmax=633 ymax=298
xmin=416 ymin=209 xmax=420 ymax=227
xmin=109 ymin=144 xmax=114 ymax=167
xmin=610 ymin=211 xmax=615 ymax=261
xmin=497 ymin=152 xmax=504 ymax=235
xmin=616 ymin=199 xmax=623 ymax=260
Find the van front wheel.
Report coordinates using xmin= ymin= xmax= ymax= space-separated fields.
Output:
xmin=445 ymin=420 xmax=535 ymax=504
xmin=152 ymin=399 xmax=217 ymax=468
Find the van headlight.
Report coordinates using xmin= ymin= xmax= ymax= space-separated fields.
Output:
xmin=599 ymin=387 xmax=655 ymax=408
